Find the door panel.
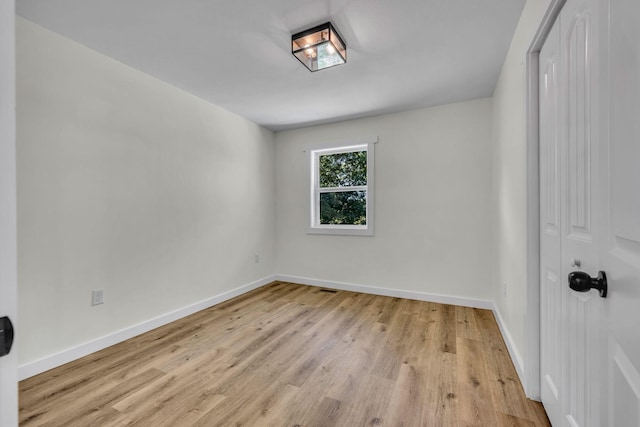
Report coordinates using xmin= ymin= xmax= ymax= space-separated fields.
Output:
xmin=540 ymin=0 xmax=604 ymax=425
xmin=561 ymin=0 xmax=602 ymax=425
xmin=609 ymin=0 xmax=640 ymax=252
xmin=566 ymin=293 xmax=598 ymax=427
xmin=611 ymin=344 xmax=640 ymax=426
xmin=539 ymin=17 xmax=564 ymax=427
xmin=565 ymin=12 xmax=593 ymax=240
xmin=604 ymin=0 xmax=640 ymax=424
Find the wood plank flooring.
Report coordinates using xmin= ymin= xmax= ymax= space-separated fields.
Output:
xmin=19 ymin=281 xmax=550 ymax=426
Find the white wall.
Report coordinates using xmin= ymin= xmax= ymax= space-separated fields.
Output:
xmin=0 ymin=0 xmax=18 ymax=424
xmin=275 ymin=99 xmax=494 ymax=301
xmin=491 ymin=0 xmax=552 ymax=373
xmin=16 ymin=18 xmax=276 ymax=367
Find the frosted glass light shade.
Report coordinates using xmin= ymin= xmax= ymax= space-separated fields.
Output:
xmin=292 ymin=22 xmax=347 ymax=72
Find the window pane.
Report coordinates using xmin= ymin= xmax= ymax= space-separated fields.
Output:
xmin=319 ymin=150 xmax=367 ymax=188
xmin=319 ymin=191 xmax=366 ymax=225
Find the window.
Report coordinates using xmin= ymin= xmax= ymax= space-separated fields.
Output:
xmin=309 ymin=138 xmax=375 ymax=235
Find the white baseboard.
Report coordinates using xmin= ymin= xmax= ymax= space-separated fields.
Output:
xmin=18 ymin=275 xmax=277 ymax=380
xmin=274 ymin=274 xmax=494 ymax=310
xmin=491 ymin=304 xmax=525 ymax=385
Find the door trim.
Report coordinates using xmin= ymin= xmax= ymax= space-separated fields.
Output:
xmin=524 ymin=0 xmax=566 ymax=400
xmin=0 ymin=0 xmax=18 ymax=424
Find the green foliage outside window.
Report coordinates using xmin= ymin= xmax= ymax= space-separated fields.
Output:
xmin=318 ymin=151 xmax=367 ymax=225
xmin=319 ymin=151 xmax=367 ymax=187
xmin=319 ymin=191 xmax=366 ymax=225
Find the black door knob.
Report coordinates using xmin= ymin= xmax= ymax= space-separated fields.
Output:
xmin=568 ymin=271 xmax=607 ymax=298
xmin=0 ymin=316 xmax=14 ymax=357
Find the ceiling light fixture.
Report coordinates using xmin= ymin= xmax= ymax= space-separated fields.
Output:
xmin=292 ymin=22 xmax=346 ymax=72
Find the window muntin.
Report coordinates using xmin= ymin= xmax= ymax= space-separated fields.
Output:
xmin=310 ymin=141 xmax=374 ymax=235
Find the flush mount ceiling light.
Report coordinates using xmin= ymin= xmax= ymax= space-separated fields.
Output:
xmin=292 ymin=22 xmax=347 ymax=72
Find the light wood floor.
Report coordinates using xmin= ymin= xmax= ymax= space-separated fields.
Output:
xmin=20 ymin=281 xmax=550 ymax=426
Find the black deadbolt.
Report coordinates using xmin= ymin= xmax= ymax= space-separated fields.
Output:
xmin=0 ymin=316 xmax=14 ymax=357
xmin=568 ymin=271 xmax=608 ymax=298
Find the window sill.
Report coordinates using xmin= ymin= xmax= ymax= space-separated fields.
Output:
xmin=307 ymin=226 xmax=374 ymax=236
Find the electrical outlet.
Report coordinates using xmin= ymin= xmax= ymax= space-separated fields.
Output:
xmin=254 ymin=254 xmax=260 ymax=264
xmin=502 ymin=282 xmax=508 ymax=299
xmin=92 ymin=289 xmax=104 ymax=306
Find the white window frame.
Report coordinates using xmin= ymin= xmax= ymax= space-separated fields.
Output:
xmin=308 ymin=138 xmax=375 ymax=236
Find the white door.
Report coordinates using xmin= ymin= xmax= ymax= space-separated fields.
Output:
xmin=603 ymin=0 xmax=640 ymax=424
xmin=539 ymin=14 xmax=564 ymax=426
xmin=0 ymin=0 xmax=19 ymax=426
xmin=540 ymin=0 xmax=603 ymax=424
xmin=540 ymin=0 xmax=640 ymax=425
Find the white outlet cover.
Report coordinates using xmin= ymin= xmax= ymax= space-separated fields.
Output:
xmin=92 ymin=289 xmax=104 ymax=306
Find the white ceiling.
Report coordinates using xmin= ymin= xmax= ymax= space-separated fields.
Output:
xmin=16 ymin=0 xmax=525 ymax=132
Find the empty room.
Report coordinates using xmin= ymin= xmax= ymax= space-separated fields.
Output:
xmin=1 ymin=0 xmax=639 ymax=425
